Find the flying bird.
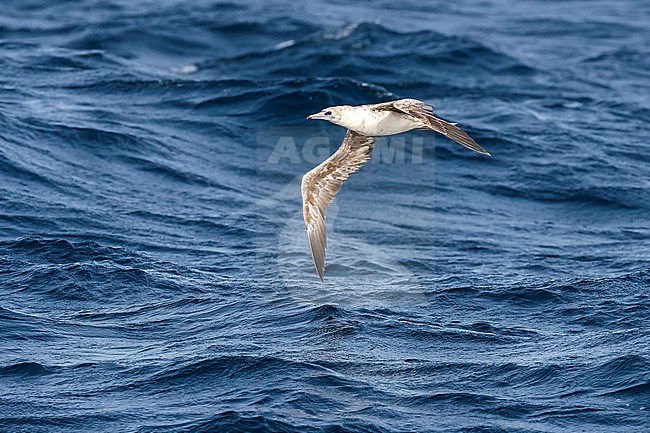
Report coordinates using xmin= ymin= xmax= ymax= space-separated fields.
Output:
xmin=302 ymin=98 xmax=490 ymax=281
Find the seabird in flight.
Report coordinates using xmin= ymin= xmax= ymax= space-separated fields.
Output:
xmin=302 ymin=98 xmax=490 ymax=281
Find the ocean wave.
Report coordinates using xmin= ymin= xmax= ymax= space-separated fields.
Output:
xmin=0 ymin=361 xmax=54 ymax=377
xmin=142 ymin=411 xmax=318 ymax=433
xmin=199 ymin=21 xmax=537 ymax=88
xmin=1 ymin=237 xmax=220 ymax=304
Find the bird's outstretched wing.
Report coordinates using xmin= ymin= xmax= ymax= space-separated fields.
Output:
xmin=379 ymin=98 xmax=491 ymax=156
xmin=301 ymin=130 xmax=376 ymax=281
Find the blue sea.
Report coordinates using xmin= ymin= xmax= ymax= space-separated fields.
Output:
xmin=1 ymin=0 xmax=648 ymax=432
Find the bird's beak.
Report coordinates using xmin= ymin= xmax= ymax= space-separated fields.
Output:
xmin=307 ymin=111 xmax=329 ymax=121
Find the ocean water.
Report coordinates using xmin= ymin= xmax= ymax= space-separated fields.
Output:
xmin=1 ymin=0 xmax=649 ymax=432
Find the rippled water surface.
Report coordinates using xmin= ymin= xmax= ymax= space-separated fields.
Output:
xmin=1 ymin=0 xmax=649 ymax=432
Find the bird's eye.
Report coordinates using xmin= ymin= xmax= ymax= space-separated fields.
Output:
xmin=324 ymin=111 xmax=332 ymax=116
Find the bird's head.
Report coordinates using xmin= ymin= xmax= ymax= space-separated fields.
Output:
xmin=307 ymin=106 xmax=350 ymax=127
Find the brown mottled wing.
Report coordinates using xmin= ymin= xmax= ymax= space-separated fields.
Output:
xmin=381 ymin=98 xmax=491 ymax=156
xmin=301 ymin=130 xmax=376 ymax=281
